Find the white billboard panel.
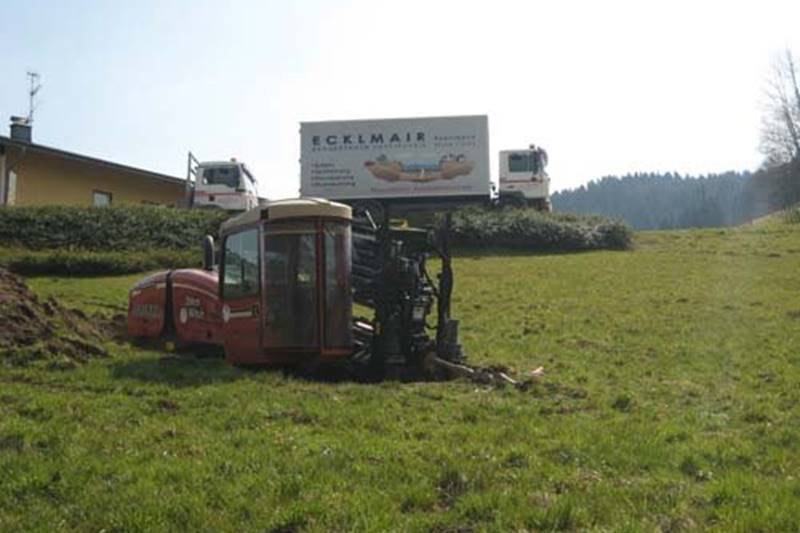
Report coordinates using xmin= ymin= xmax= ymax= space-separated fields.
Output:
xmin=300 ymin=115 xmax=490 ymax=201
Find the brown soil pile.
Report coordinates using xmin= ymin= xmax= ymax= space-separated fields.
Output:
xmin=0 ymin=268 xmax=110 ymax=367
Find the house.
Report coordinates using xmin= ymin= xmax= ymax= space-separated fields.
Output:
xmin=0 ymin=118 xmax=186 ymax=207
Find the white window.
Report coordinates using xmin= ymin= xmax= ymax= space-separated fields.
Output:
xmin=0 ymin=154 xmax=6 ymax=205
xmin=93 ymin=190 xmax=112 ymax=207
xmin=6 ymin=171 xmax=17 ymax=206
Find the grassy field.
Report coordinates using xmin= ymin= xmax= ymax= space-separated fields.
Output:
xmin=1 ymin=221 xmax=799 ymax=532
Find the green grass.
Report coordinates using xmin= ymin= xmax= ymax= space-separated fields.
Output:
xmin=2 ymin=222 xmax=800 ymax=531
xmin=24 ymin=273 xmax=147 ymax=316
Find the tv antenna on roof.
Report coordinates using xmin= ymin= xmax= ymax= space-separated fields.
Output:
xmin=26 ymin=71 xmax=42 ymax=123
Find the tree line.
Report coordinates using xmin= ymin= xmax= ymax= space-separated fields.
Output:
xmin=553 ymin=165 xmax=800 ymax=230
xmin=552 ymin=172 xmax=749 ymax=230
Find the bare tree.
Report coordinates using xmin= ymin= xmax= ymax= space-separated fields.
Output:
xmin=760 ymin=49 xmax=800 ymax=166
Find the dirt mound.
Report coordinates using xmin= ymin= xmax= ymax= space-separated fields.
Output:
xmin=0 ymin=268 xmax=110 ymax=367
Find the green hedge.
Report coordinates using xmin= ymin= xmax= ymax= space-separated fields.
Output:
xmin=449 ymin=207 xmax=632 ymax=251
xmin=0 ymin=205 xmax=228 ymax=251
xmin=0 ymin=248 xmax=200 ymax=276
xmin=0 ymin=205 xmax=631 ymax=275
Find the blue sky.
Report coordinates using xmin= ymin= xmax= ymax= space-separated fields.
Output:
xmin=2 ymin=0 xmax=800 ymax=198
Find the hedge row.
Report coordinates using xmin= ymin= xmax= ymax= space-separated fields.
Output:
xmin=0 ymin=205 xmax=632 ymax=275
xmin=0 ymin=248 xmax=200 ymax=276
xmin=449 ymin=207 xmax=633 ymax=251
xmin=0 ymin=205 xmax=228 ymax=251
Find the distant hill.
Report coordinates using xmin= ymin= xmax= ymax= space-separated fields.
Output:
xmin=552 ymin=164 xmax=800 ymax=230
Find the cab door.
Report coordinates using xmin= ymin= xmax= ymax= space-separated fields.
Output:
xmin=221 ymin=227 xmax=262 ymax=363
xmin=262 ymin=221 xmax=320 ymax=353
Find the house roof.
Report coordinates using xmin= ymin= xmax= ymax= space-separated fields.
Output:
xmin=0 ymin=136 xmax=186 ymax=186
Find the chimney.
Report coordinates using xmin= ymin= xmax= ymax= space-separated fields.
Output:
xmin=9 ymin=116 xmax=32 ymax=143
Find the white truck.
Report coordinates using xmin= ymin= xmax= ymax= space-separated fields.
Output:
xmin=498 ymin=144 xmax=551 ymax=211
xmin=184 ymin=152 xmax=259 ymax=211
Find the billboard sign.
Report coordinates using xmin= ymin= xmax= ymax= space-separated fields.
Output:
xmin=300 ymin=115 xmax=490 ymax=202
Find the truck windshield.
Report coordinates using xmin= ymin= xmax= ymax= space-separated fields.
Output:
xmin=202 ymin=166 xmax=241 ymax=189
xmin=508 ymin=153 xmax=541 ymax=174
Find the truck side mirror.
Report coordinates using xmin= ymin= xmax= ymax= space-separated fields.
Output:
xmin=203 ymin=235 xmax=216 ymax=271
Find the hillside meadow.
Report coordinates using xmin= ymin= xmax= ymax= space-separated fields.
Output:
xmin=1 ymin=219 xmax=799 ymax=531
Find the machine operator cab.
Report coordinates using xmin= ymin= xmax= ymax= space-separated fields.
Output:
xmin=217 ymin=198 xmax=353 ymax=365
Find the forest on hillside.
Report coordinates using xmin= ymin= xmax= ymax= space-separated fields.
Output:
xmin=552 ymin=172 xmax=750 ymax=230
xmin=552 ymin=165 xmax=800 ymax=230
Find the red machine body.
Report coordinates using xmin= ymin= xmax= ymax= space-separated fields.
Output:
xmin=171 ymin=269 xmax=225 ymax=345
xmin=127 ymin=199 xmax=353 ymax=366
xmin=127 ymin=271 xmax=170 ymax=338
xmin=128 ymin=269 xmax=224 ymax=345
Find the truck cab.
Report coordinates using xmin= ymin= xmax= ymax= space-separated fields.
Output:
xmin=186 ymin=152 xmax=259 ymax=211
xmin=498 ymin=145 xmax=551 ymax=211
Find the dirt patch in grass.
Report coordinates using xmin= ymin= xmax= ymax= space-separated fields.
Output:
xmin=436 ymin=468 xmax=471 ymax=508
xmin=155 ymin=398 xmax=181 ymax=413
xmin=0 ymin=267 xmax=113 ymax=367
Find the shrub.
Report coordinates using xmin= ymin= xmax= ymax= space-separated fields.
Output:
xmin=0 ymin=205 xmax=228 ymax=252
xmin=0 ymin=248 xmax=200 ymax=276
xmin=448 ymin=206 xmax=633 ymax=251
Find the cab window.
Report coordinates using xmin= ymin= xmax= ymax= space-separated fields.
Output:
xmin=508 ymin=153 xmax=541 ymax=174
xmin=223 ymin=228 xmax=259 ymax=299
xmin=203 ymin=166 xmax=241 ymax=189
xmin=324 ymin=222 xmax=352 ymax=347
xmin=242 ymin=166 xmax=256 ymax=189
